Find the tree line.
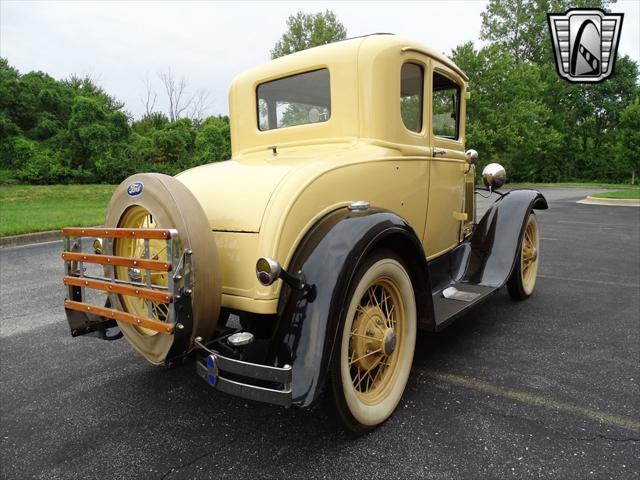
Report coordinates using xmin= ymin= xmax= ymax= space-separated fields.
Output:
xmin=0 ymin=60 xmax=230 ymax=184
xmin=0 ymin=4 xmax=638 ymax=185
xmin=454 ymin=0 xmax=639 ymax=183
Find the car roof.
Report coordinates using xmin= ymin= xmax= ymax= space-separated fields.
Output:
xmin=233 ymin=33 xmax=468 ymax=86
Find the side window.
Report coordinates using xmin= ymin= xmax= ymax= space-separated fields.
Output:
xmin=400 ymin=63 xmax=424 ymax=133
xmin=432 ymin=72 xmax=460 ymax=139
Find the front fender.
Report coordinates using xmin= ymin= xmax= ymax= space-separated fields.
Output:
xmin=270 ymin=207 xmax=429 ymax=408
xmin=464 ymin=189 xmax=548 ymax=287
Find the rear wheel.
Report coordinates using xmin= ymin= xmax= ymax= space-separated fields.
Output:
xmin=106 ymin=173 xmax=221 ymax=364
xmin=331 ymin=250 xmax=416 ymax=434
xmin=507 ymin=213 xmax=540 ymax=300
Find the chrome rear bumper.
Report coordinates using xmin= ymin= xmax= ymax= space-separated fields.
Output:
xmin=194 ymin=339 xmax=292 ymax=407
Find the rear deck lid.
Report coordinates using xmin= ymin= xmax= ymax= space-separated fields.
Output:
xmin=176 ymin=160 xmax=293 ymax=232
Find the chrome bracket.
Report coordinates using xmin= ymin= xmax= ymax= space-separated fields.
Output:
xmin=172 ymin=248 xmax=193 ymax=297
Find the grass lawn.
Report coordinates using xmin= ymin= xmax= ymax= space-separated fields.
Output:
xmin=590 ymin=189 xmax=640 ymax=200
xmin=1 ymin=181 xmax=638 ymax=237
xmin=0 ymin=185 xmax=116 ymax=236
xmin=506 ymin=181 xmax=640 ymax=190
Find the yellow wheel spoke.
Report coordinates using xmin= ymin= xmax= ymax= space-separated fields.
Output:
xmin=356 ymin=305 xmax=372 ymax=319
xmin=355 ymin=362 xmax=378 ymax=390
xmin=350 ymin=333 xmax=379 ymax=340
xmin=381 ymin=289 xmax=391 ymax=324
xmin=151 ymin=245 xmax=167 ymax=260
xmin=372 ymin=363 xmax=385 ymax=386
xmin=367 ymin=288 xmax=378 ymax=309
xmin=114 ymin=206 xmax=171 ymax=334
xmin=349 ymin=348 xmax=382 ymax=366
xmin=356 ymin=305 xmax=385 ymax=333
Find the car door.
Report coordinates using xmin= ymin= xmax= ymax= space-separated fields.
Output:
xmin=423 ymin=63 xmax=466 ymax=259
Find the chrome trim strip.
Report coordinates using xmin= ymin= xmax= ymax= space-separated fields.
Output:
xmin=196 ymin=362 xmax=292 ymax=407
xmin=214 ymin=354 xmax=292 ymax=384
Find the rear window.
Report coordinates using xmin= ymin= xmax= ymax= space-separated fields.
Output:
xmin=257 ymin=69 xmax=331 ymax=131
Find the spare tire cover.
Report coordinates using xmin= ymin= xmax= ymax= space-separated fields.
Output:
xmin=105 ymin=173 xmax=221 ymax=364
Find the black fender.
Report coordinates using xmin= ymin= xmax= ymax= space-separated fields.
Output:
xmin=269 ymin=207 xmax=432 ymax=408
xmin=463 ymin=189 xmax=548 ymax=287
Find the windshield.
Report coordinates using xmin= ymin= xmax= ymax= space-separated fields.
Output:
xmin=257 ymin=69 xmax=331 ymax=131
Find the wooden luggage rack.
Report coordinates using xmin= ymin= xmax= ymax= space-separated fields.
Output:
xmin=61 ymin=227 xmax=189 ymax=335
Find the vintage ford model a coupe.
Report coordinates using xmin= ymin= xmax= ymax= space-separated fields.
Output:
xmin=61 ymin=34 xmax=546 ymax=434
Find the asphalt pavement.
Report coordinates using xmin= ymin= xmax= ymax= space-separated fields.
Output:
xmin=1 ymin=187 xmax=639 ymax=479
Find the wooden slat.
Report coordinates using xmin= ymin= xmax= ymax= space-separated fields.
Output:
xmin=64 ymin=300 xmax=174 ymax=334
xmin=62 ymin=251 xmax=171 ymax=271
xmin=63 ymin=276 xmax=173 ymax=304
xmin=61 ymin=227 xmax=173 ymax=240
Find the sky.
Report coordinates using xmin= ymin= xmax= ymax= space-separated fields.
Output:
xmin=1 ymin=1 xmax=638 ymax=119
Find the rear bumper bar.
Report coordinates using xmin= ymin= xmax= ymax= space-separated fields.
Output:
xmin=194 ymin=339 xmax=292 ymax=407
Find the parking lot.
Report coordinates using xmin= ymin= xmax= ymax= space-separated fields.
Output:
xmin=1 ymin=187 xmax=638 ymax=479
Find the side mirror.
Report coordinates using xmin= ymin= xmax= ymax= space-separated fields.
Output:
xmin=465 ymin=149 xmax=478 ymax=166
xmin=482 ymin=163 xmax=507 ymax=190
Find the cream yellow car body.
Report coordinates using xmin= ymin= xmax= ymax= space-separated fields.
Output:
xmin=177 ymin=34 xmax=473 ymax=315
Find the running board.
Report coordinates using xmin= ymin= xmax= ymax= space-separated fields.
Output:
xmin=425 ymin=189 xmax=547 ymax=332
xmin=432 ymin=283 xmax=497 ymax=331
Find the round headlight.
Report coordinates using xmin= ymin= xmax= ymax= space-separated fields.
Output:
xmin=482 ymin=163 xmax=507 ymax=190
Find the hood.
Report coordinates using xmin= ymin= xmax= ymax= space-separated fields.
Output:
xmin=176 ymin=160 xmax=294 ymax=232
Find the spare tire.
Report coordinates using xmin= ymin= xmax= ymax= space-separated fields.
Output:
xmin=104 ymin=173 xmax=221 ymax=365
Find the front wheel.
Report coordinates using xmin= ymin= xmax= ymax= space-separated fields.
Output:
xmin=330 ymin=250 xmax=416 ymax=434
xmin=507 ymin=212 xmax=540 ymax=300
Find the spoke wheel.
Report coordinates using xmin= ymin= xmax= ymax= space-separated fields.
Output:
xmin=115 ymin=205 xmax=170 ymax=336
xmin=507 ymin=213 xmax=540 ymax=300
xmin=348 ymin=280 xmax=403 ymax=404
xmin=105 ymin=173 xmax=221 ymax=365
xmin=331 ymin=250 xmax=416 ymax=434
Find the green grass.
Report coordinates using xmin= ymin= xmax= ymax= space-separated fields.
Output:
xmin=590 ymin=189 xmax=640 ymax=199
xmin=0 ymin=185 xmax=116 ymax=236
xmin=505 ymin=181 xmax=640 ymax=190
xmin=1 ymin=181 xmax=638 ymax=237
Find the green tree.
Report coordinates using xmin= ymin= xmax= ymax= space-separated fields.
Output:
xmin=480 ymin=0 xmax=612 ymax=64
xmin=459 ymin=0 xmax=638 ymax=182
xmin=612 ymin=99 xmax=640 ymax=182
xmin=543 ymin=56 xmax=639 ymax=181
xmin=453 ymin=43 xmax=563 ymax=181
xmin=194 ymin=116 xmax=231 ymax=164
xmin=271 ymin=10 xmax=347 ymax=59
xmin=0 ymin=57 xmax=136 ymax=183
xmin=132 ymin=112 xmax=169 ymax=137
xmin=0 ymin=59 xmax=22 ymax=141
xmin=67 ymin=96 xmax=128 ymax=171
xmin=151 ymin=118 xmax=194 ymax=165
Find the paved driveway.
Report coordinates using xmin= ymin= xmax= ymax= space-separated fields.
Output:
xmin=1 ymin=187 xmax=638 ymax=479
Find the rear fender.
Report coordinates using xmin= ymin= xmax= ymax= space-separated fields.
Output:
xmin=270 ymin=207 xmax=431 ymax=408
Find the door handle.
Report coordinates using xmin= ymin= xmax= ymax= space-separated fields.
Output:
xmin=433 ymin=147 xmax=447 ymax=157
